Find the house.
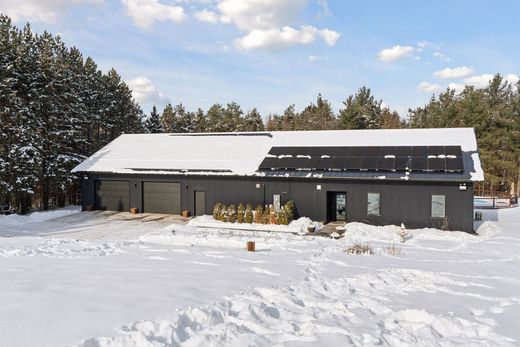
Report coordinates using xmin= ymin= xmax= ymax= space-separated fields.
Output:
xmin=72 ymin=128 xmax=483 ymax=232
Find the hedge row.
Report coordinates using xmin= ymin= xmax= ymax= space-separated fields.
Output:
xmin=212 ymin=201 xmax=295 ymax=225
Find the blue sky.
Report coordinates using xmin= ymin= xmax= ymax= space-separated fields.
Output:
xmin=1 ymin=0 xmax=519 ymax=117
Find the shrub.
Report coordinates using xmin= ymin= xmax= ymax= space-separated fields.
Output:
xmin=344 ymin=243 xmax=373 ymax=255
xmin=261 ymin=206 xmax=270 ymax=224
xmin=213 ymin=203 xmax=222 ymax=220
xmin=245 ymin=204 xmax=254 ymax=223
xmin=254 ymin=205 xmax=263 ymax=224
xmin=237 ymin=203 xmax=245 ymax=223
xmin=383 ymin=243 xmax=402 ymax=256
xmin=228 ymin=204 xmax=237 ymax=223
xmin=283 ymin=200 xmax=295 ymax=222
xmin=269 ymin=207 xmax=277 ymax=224
xmin=277 ymin=210 xmax=289 ymax=225
xmin=220 ymin=204 xmax=227 ymax=222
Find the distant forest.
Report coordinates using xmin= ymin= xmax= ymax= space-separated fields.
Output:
xmin=0 ymin=15 xmax=518 ymax=212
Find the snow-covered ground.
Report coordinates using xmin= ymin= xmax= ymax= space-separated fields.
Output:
xmin=1 ymin=207 xmax=519 ymax=346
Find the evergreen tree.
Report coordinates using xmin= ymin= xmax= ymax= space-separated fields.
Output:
xmin=144 ymin=105 xmax=163 ymax=133
xmin=338 ymin=87 xmax=382 ymax=129
xmin=194 ymin=108 xmax=207 ymax=132
xmin=242 ymin=108 xmax=265 ymax=131
xmin=297 ymin=94 xmax=336 ymax=130
xmin=206 ymin=103 xmax=225 ymax=132
xmin=161 ymin=103 xmax=176 ymax=133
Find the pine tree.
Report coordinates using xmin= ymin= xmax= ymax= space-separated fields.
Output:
xmin=194 ymin=108 xmax=207 ymax=132
xmin=338 ymin=87 xmax=383 ymax=129
xmin=206 ymin=103 xmax=225 ymax=132
xmin=161 ymin=103 xmax=176 ymax=133
xmin=144 ymin=105 xmax=163 ymax=133
xmin=241 ymin=108 xmax=265 ymax=131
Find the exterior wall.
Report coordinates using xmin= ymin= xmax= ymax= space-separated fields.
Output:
xmin=81 ymin=173 xmax=475 ymax=232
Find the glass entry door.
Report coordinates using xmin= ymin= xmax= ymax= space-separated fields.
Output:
xmin=335 ymin=193 xmax=346 ymax=221
xmin=327 ymin=191 xmax=347 ymax=222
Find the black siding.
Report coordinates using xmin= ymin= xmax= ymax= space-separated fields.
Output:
xmin=81 ymin=173 xmax=474 ymax=232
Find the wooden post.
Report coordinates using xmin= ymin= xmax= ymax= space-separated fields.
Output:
xmin=247 ymin=241 xmax=255 ymax=252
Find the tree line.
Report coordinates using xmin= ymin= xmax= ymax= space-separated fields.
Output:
xmin=0 ymin=13 xmax=518 ymax=213
xmin=0 ymin=15 xmax=143 ymax=212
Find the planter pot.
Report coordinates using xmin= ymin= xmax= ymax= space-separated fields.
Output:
xmin=181 ymin=210 xmax=191 ymax=218
xmin=247 ymin=241 xmax=255 ymax=252
xmin=130 ymin=207 xmax=138 ymax=214
xmin=307 ymin=226 xmax=316 ymax=233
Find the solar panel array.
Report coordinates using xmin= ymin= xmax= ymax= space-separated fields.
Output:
xmin=258 ymin=146 xmax=464 ymax=173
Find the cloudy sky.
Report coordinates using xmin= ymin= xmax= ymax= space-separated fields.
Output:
xmin=1 ymin=0 xmax=519 ymax=117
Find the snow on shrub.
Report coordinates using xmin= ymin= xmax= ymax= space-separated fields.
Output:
xmin=237 ymin=203 xmax=245 ymax=223
xmin=383 ymin=243 xmax=403 ymax=256
xmin=254 ymin=205 xmax=263 ymax=224
xmin=213 ymin=203 xmax=222 ymax=220
xmin=227 ymin=204 xmax=237 ymax=223
xmin=244 ymin=204 xmax=253 ymax=223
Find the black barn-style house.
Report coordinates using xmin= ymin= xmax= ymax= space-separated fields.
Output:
xmin=72 ymin=128 xmax=483 ymax=232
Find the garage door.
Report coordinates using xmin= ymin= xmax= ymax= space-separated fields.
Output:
xmin=95 ymin=180 xmax=129 ymax=212
xmin=142 ymin=182 xmax=181 ymax=214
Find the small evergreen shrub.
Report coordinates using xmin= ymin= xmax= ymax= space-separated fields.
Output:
xmin=283 ymin=200 xmax=295 ymax=222
xmin=269 ymin=207 xmax=277 ymax=224
xmin=237 ymin=203 xmax=245 ymax=223
xmin=261 ymin=206 xmax=270 ymax=224
xmin=228 ymin=204 xmax=237 ymax=223
xmin=254 ymin=205 xmax=263 ymax=224
xmin=277 ymin=210 xmax=289 ymax=225
xmin=245 ymin=204 xmax=254 ymax=223
xmin=220 ymin=204 xmax=227 ymax=222
xmin=213 ymin=203 xmax=222 ymax=220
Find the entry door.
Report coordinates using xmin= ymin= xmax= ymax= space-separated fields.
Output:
xmin=327 ymin=191 xmax=346 ymax=222
xmin=195 ymin=191 xmax=206 ymax=216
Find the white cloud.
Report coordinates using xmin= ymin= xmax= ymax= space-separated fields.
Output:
xmin=121 ymin=0 xmax=185 ymax=29
xmin=236 ymin=26 xmax=318 ymax=51
xmin=318 ymin=29 xmax=340 ymax=46
xmin=417 ymin=82 xmax=442 ymax=93
xmin=127 ymin=76 xmax=169 ymax=104
xmin=378 ymin=45 xmax=415 ymax=62
xmin=0 ymin=0 xmax=103 ymax=22
xmin=447 ymin=82 xmax=465 ymax=93
xmin=463 ymin=74 xmax=494 ymax=88
xmin=217 ymin=0 xmax=339 ymax=50
xmin=433 ymin=66 xmax=474 ymax=79
xmin=217 ymin=0 xmax=307 ymax=31
xmin=195 ymin=9 xmax=219 ymax=23
xmin=505 ymin=74 xmax=520 ymax=85
xmin=433 ymin=51 xmax=450 ymax=62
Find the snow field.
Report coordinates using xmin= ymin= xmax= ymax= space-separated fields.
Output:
xmin=1 ymin=207 xmax=519 ymax=346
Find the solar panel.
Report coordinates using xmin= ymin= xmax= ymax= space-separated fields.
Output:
xmin=412 ymin=146 xmax=428 ymax=157
xmin=378 ymin=158 xmax=395 ymax=171
xmin=378 ymin=146 xmax=396 ymax=156
xmin=258 ymin=157 xmax=281 ymax=170
xmin=343 ymin=157 xmax=362 ymax=170
xmin=316 ymin=157 xmax=346 ymax=170
xmin=446 ymin=157 xmax=464 ymax=171
xmin=395 ymin=146 xmax=412 ymax=157
xmin=349 ymin=147 xmax=367 ymax=157
xmin=395 ymin=157 xmax=410 ymax=171
xmin=428 ymin=146 xmax=445 ymax=156
xmin=428 ymin=158 xmax=446 ymax=171
xmin=366 ymin=146 xmax=380 ymax=157
xmin=411 ymin=157 xmax=428 ymax=171
xmin=362 ymin=157 xmax=380 ymax=170
xmin=445 ymin=146 xmax=462 ymax=157
xmin=267 ymin=147 xmax=293 ymax=156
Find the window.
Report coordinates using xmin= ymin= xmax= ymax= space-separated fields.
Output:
xmin=431 ymin=195 xmax=445 ymax=218
xmin=367 ymin=192 xmax=380 ymax=216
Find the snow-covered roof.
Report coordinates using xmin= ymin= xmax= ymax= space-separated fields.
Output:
xmin=72 ymin=128 xmax=484 ymax=182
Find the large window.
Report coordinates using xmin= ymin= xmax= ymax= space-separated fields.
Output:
xmin=367 ymin=192 xmax=380 ymax=216
xmin=431 ymin=194 xmax=446 ymax=218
